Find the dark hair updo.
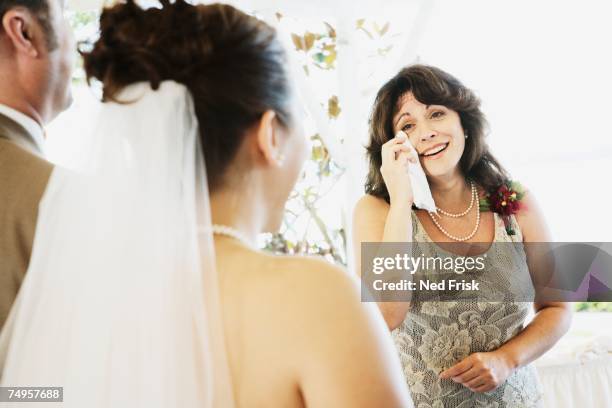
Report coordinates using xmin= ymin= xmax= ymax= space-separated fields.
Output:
xmin=82 ymin=0 xmax=293 ymax=191
xmin=365 ymin=64 xmax=509 ymax=203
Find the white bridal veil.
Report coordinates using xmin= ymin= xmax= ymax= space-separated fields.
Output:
xmin=0 ymin=81 xmax=235 ymax=407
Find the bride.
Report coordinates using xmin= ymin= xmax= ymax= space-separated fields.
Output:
xmin=0 ymin=1 xmax=411 ymax=407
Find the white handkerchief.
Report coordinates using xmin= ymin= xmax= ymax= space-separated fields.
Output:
xmin=400 ymin=134 xmax=437 ymax=213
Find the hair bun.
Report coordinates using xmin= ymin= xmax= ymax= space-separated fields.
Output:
xmin=83 ymin=0 xmax=204 ymax=100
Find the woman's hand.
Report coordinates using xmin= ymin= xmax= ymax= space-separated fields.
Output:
xmin=380 ymin=131 xmax=418 ymax=208
xmin=439 ymin=351 xmax=516 ymax=393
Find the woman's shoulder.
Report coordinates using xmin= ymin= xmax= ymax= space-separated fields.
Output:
xmin=246 ymin=252 xmax=371 ymax=322
xmin=258 ymin=253 xmax=359 ymax=297
xmin=224 ymin=247 xmax=356 ymax=298
xmin=513 ymin=185 xmax=553 ymax=241
xmin=234 ymin=252 xmax=410 ymax=407
xmin=354 ymin=194 xmax=391 ymax=221
xmin=355 ymin=193 xmax=389 ymax=208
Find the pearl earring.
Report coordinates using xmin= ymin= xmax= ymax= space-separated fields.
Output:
xmin=464 ymin=133 xmax=469 ymax=139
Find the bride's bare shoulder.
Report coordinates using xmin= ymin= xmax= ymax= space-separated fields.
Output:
xmin=246 ymin=252 xmax=362 ymax=307
xmin=261 ymin=253 xmax=355 ymax=286
xmin=223 ymin=252 xmax=410 ymax=407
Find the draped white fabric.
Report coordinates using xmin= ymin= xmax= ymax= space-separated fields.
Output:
xmin=0 ymin=82 xmax=234 ymax=407
xmin=537 ymin=356 xmax=612 ymax=408
xmin=535 ymin=320 xmax=612 ymax=408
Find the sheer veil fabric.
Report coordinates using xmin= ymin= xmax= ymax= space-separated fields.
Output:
xmin=0 ymin=81 xmax=235 ymax=407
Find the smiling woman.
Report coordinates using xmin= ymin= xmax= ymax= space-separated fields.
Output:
xmin=365 ymin=64 xmax=508 ymax=205
xmin=352 ymin=64 xmax=573 ymax=407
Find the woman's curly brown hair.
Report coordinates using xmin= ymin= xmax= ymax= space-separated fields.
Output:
xmin=365 ymin=64 xmax=509 ymax=203
xmin=82 ymin=0 xmax=293 ymax=191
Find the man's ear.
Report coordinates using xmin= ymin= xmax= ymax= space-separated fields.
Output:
xmin=255 ymin=110 xmax=284 ymax=167
xmin=1 ymin=8 xmax=44 ymax=58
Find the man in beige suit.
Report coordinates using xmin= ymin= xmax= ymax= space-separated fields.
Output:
xmin=0 ymin=0 xmax=74 ymax=330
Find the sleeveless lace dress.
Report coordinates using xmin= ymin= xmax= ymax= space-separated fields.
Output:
xmin=391 ymin=211 xmax=544 ymax=408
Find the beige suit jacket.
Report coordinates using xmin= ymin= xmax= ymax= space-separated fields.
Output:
xmin=0 ymin=113 xmax=53 ymax=330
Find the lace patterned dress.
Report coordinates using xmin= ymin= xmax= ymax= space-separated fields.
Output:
xmin=392 ymin=211 xmax=544 ymax=408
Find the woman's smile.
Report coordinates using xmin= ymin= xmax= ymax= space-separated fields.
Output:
xmin=421 ymin=142 xmax=449 ymax=160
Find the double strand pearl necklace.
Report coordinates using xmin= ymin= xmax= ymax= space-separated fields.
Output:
xmin=427 ymin=181 xmax=480 ymax=242
xmin=435 ymin=182 xmax=477 ymax=217
xmin=211 ymin=224 xmax=256 ymax=249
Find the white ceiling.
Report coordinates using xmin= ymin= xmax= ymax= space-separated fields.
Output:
xmin=68 ymin=0 xmax=102 ymax=11
xmin=67 ymin=0 xmax=414 ymax=15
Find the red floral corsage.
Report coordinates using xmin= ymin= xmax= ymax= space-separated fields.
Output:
xmin=478 ymin=180 xmax=525 ymax=235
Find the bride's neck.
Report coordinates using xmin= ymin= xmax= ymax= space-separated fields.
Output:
xmin=210 ymin=187 xmax=264 ymax=244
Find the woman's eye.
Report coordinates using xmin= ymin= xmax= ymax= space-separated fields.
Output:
xmin=431 ymin=110 xmax=445 ymax=119
xmin=402 ymin=123 xmax=414 ymax=132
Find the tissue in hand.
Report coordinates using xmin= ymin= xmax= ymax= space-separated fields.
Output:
xmin=397 ymin=131 xmax=437 ymax=213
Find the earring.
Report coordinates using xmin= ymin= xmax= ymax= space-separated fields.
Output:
xmin=276 ymin=153 xmax=286 ymax=165
xmin=464 ymin=133 xmax=469 ymax=139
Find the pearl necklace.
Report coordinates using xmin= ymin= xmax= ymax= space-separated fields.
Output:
xmin=427 ymin=182 xmax=480 ymax=242
xmin=436 ymin=182 xmax=477 ymax=217
xmin=210 ymin=224 xmax=256 ymax=249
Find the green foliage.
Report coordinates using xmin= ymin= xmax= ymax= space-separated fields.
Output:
xmin=67 ymin=10 xmax=99 ymax=84
xmin=264 ymin=132 xmax=347 ymax=265
xmin=69 ymin=10 xmax=97 ymax=28
xmin=575 ymin=302 xmax=612 ymax=312
xmin=478 ymin=198 xmax=491 ymax=212
xmin=291 ymin=24 xmax=337 ymax=71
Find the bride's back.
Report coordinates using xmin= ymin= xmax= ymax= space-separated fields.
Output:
xmin=216 ymin=239 xmax=409 ymax=407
